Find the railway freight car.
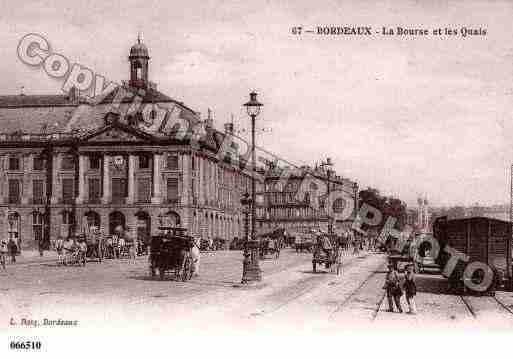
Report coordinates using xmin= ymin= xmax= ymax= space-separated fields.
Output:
xmin=433 ymin=216 xmax=512 ymax=294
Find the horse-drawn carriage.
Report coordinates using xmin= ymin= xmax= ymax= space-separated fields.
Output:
xmin=259 ymin=237 xmax=281 ymax=259
xmin=257 ymin=228 xmax=286 ymax=259
xmin=293 ymin=232 xmax=315 ymax=253
xmin=81 ymin=231 xmax=103 ymax=263
xmin=149 ymin=226 xmax=196 ymax=281
xmin=312 ymin=233 xmax=342 ymax=275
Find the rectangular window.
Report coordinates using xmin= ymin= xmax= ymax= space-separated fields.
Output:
xmin=33 ymin=155 xmax=45 ymax=171
xmin=32 ymin=179 xmax=45 ymax=204
xmin=90 ymin=156 xmax=100 ymax=170
xmin=137 ymin=178 xmax=151 ymax=203
xmin=138 ymin=155 xmax=150 ymax=169
xmin=88 ymin=178 xmax=101 ymax=203
xmin=166 ymin=178 xmax=179 ymax=203
xmin=166 ymin=154 xmax=178 ymax=170
xmin=62 ymin=178 xmax=74 ymax=204
xmin=8 ymin=179 xmax=20 ymax=204
xmin=61 ymin=155 xmax=75 ymax=170
xmin=112 ymin=178 xmax=127 ymax=204
xmin=8 ymin=157 xmax=20 ymax=171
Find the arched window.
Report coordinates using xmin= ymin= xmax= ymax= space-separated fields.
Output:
xmin=32 ymin=212 xmax=45 ymax=242
xmin=134 ymin=61 xmax=142 ymax=80
xmin=61 ymin=211 xmax=75 ymax=238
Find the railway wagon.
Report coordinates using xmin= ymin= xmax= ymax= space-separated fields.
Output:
xmin=433 ymin=216 xmax=512 ymax=294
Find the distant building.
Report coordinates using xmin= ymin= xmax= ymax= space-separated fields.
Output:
xmin=256 ymin=162 xmax=358 ymax=234
xmin=417 ymin=196 xmax=430 ymax=232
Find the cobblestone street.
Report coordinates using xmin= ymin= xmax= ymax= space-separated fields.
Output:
xmin=3 ymin=249 xmax=513 ymax=335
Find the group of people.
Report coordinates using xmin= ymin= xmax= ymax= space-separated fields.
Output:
xmin=55 ymin=236 xmax=87 ymax=266
xmin=0 ymin=237 xmax=19 ymax=271
xmin=384 ymin=262 xmax=417 ymax=314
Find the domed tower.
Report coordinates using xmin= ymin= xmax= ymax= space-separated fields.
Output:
xmin=129 ymin=34 xmax=150 ymax=88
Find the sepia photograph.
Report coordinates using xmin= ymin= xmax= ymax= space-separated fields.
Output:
xmin=0 ymin=0 xmax=512 ymax=356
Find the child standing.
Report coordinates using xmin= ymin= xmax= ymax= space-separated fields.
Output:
xmin=404 ymin=264 xmax=417 ymax=314
xmin=384 ymin=263 xmax=403 ymax=313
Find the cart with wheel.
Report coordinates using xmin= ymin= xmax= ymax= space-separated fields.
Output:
xmin=149 ymin=226 xmax=195 ymax=281
xmin=259 ymin=237 xmax=280 ymax=259
xmin=312 ymin=233 xmax=342 ymax=275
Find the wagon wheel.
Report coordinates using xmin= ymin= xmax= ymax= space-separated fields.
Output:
xmin=187 ymin=258 xmax=194 ymax=280
xmin=181 ymin=256 xmax=192 ymax=282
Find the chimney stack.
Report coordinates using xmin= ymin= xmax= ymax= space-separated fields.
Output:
xmin=224 ymin=122 xmax=234 ymax=134
xmin=68 ymin=86 xmax=79 ymax=104
xmin=205 ymin=108 xmax=214 ymax=128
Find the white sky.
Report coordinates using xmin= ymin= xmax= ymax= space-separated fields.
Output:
xmin=1 ymin=0 xmax=513 ymax=207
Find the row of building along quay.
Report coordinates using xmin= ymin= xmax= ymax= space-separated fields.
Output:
xmin=0 ymin=37 xmax=358 ymax=252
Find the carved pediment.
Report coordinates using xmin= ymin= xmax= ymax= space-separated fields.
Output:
xmin=88 ymin=127 xmax=143 ymax=142
xmin=82 ymin=121 xmax=156 ymax=143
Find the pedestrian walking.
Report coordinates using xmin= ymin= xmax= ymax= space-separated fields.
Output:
xmin=55 ymin=236 xmax=64 ymax=265
xmin=8 ymin=238 xmax=17 ymax=264
xmin=0 ymin=238 xmax=8 ymax=271
xmin=383 ymin=263 xmax=403 ymax=313
xmin=353 ymin=236 xmax=360 ymax=256
xmin=403 ymin=264 xmax=417 ymax=314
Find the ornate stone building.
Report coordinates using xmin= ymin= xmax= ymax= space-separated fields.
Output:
xmin=0 ymin=38 xmax=252 ymax=250
xmin=256 ymin=163 xmax=358 ymax=234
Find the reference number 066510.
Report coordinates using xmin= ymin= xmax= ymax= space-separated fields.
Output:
xmin=10 ymin=341 xmax=42 ymax=350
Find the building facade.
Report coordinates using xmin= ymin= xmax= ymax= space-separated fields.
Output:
xmin=256 ymin=162 xmax=358 ymax=234
xmin=0 ymin=38 xmax=253 ymax=250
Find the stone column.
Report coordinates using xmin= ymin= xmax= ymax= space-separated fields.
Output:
xmin=76 ymin=154 xmax=87 ymax=204
xmin=198 ymin=157 xmax=204 ymax=206
xmin=151 ymin=153 xmax=162 ymax=204
xmin=51 ymin=153 xmax=61 ymax=204
xmin=0 ymin=155 xmax=5 ymax=203
xmin=127 ymin=154 xmax=136 ymax=204
xmin=181 ymin=154 xmax=189 ymax=206
xmin=21 ymin=154 xmax=32 ymax=204
xmin=102 ymin=155 xmax=111 ymax=204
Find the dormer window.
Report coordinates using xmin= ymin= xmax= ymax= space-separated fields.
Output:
xmin=135 ymin=61 xmax=142 ymax=80
xmin=138 ymin=154 xmax=150 ymax=169
xmin=8 ymin=157 xmax=20 ymax=171
xmin=33 ymin=155 xmax=45 ymax=171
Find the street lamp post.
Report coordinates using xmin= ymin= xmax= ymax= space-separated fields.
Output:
xmin=320 ymin=157 xmax=334 ymax=235
xmin=241 ymin=91 xmax=263 ymax=284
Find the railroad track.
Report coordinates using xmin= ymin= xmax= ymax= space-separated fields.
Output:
xmin=459 ymin=293 xmax=513 ymax=319
xmin=459 ymin=295 xmax=477 ymax=318
xmin=328 ymin=265 xmax=384 ymax=319
xmin=139 ymin=253 xmax=322 ymax=306
xmin=492 ymin=295 xmax=513 ymax=315
xmin=371 ymin=291 xmax=387 ymax=321
xmin=246 ymin=255 xmax=366 ymax=317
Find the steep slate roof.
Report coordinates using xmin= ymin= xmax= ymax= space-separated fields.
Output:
xmin=0 ymin=85 xmax=198 ymax=134
xmin=0 ymin=91 xmax=234 ymax=158
xmin=96 ymin=86 xmax=196 ymax=112
xmin=0 ymin=106 xmax=77 ymax=133
xmin=0 ymin=94 xmax=80 ymax=108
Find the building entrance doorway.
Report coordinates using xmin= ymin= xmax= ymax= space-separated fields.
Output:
xmin=135 ymin=211 xmax=151 ymax=254
xmin=109 ymin=211 xmax=126 ymax=234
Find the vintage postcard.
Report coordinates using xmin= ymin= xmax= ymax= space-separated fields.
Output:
xmin=0 ymin=0 xmax=512 ymax=357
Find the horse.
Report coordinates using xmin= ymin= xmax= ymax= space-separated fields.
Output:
xmin=190 ymin=237 xmax=201 ymax=276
